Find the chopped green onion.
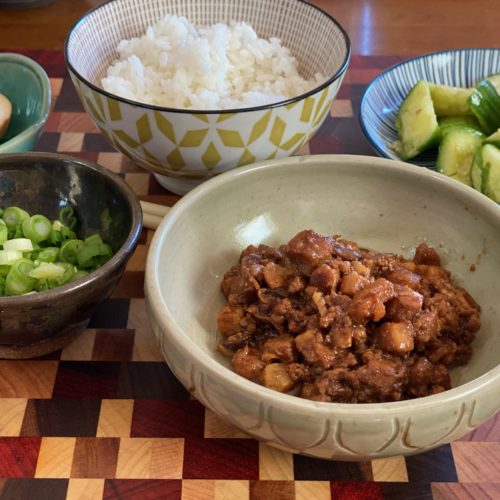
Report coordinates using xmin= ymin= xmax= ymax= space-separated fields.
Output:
xmin=60 ymin=239 xmax=84 ymax=264
xmin=0 ymin=220 xmax=7 ymax=245
xmin=2 ymin=207 xmax=29 ymax=229
xmin=3 ymin=238 xmax=34 ymax=253
xmin=0 ymin=250 xmax=23 ymax=266
xmin=59 ymin=207 xmax=77 ymax=230
xmin=0 ymin=205 xmax=115 ymax=295
xmin=36 ymin=247 xmax=60 ymax=263
xmin=29 ymin=262 xmax=66 ymax=280
xmin=5 ymin=258 xmax=37 ymax=295
xmin=22 ymin=215 xmax=52 ymax=243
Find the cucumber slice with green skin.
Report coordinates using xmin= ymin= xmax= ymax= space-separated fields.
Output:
xmin=429 ymin=83 xmax=474 ymax=117
xmin=439 ymin=115 xmax=483 ymax=137
xmin=486 ymin=74 xmax=500 ymax=91
xmin=470 ymin=150 xmax=484 ymax=191
xmin=393 ymin=81 xmax=440 ymax=160
xmin=468 ymin=80 xmax=500 ymax=135
xmin=484 ymin=128 xmax=500 ymax=148
xmin=481 ymin=144 xmax=500 ymax=202
xmin=436 ymin=127 xmax=484 ymax=185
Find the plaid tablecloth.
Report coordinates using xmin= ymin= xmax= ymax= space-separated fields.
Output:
xmin=0 ymin=50 xmax=498 ymax=500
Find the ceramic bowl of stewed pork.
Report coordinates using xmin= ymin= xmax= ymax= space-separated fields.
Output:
xmin=144 ymin=154 xmax=500 ymax=460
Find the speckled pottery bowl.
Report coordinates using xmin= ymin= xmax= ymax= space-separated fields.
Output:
xmin=145 ymin=154 xmax=500 ymax=460
xmin=0 ymin=53 xmax=51 ymax=153
xmin=64 ymin=0 xmax=350 ymax=195
xmin=0 ymin=153 xmax=142 ymax=359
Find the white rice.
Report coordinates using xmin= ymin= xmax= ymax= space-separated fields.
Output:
xmin=101 ymin=15 xmax=325 ymax=110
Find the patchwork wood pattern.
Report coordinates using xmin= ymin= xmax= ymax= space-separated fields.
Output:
xmin=0 ymin=50 xmax=498 ymax=500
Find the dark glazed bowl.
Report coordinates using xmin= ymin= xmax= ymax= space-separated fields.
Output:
xmin=0 ymin=153 xmax=142 ymax=358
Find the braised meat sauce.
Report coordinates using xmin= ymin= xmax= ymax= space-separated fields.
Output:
xmin=216 ymin=230 xmax=481 ymax=403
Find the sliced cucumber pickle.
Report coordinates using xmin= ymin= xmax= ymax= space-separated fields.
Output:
xmin=436 ymin=127 xmax=484 ymax=185
xmin=439 ymin=115 xmax=483 ymax=138
xmin=470 ymin=150 xmax=484 ymax=191
xmin=429 ymin=83 xmax=474 ymax=117
xmin=484 ymin=128 xmax=500 ymax=148
xmin=468 ymin=80 xmax=500 ymax=135
xmin=481 ymin=144 xmax=500 ymax=202
xmin=393 ymin=81 xmax=440 ymax=160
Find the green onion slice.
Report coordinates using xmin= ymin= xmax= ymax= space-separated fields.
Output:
xmin=22 ymin=215 xmax=52 ymax=243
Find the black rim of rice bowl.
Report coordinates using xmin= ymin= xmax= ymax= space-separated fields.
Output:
xmin=64 ymin=0 xmax=351 ymax=115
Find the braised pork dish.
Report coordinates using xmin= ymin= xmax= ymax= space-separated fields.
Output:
xmin=216 ymin=230 xmax=481 ymax=403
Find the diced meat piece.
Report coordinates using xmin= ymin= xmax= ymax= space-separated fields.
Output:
xmin=263 ymin=262 xmax=292 ymax=289
xmin=349 ymin=278 xmax=395 ymax=324
xmin=352 ymin=326 xmax=367 ymax=348
xmin=310 ymin=264 xmax=339 ymax=293
xmin=330 ymin=316 xmax=355 ymax=349
xmin=417 ymin=265 xmax=450 ymax=282
xmin=371 ymin=253 xmax=402 ymax=275
xmin=432 ymin=363 xmax=451 ymax=390
xmin=413 ymin=310 xmax=440 ymax=348
xmin=284 ymin=230 xmax=333 ymax=276
xmin=309 ymin=368 xmax=354 ymax=402
xmin=414 ymin=243 xmax=441 ymax=266
xmin=261 ymin=335 xmax=296 ymax=363
xmin=332 ymin=239 xmax=362 ymax=261
xmin=340 ymin=271 xmax=370 ymax=297
xmin=426 ymin=339 xmax=457 ymax=365
xmin=387 ymin=267 xmax=421 ymax=290
xmin=311 ymin=291 xmax=327 ymax=317
xmin=221 ymin=331 xmax=254 ymax=351
xmin=232 ymin=346 xmax=265 ymax=381
xmin=408 ymin=356 xmax=435 ymax=397
xmin=217 ymin=305 xmax=244 ymax=335
xmin=295 ymin=329 xmax=336 ymax=369
xmin=221 ymin=266 xmax=259 ymax=305
xmin=352 ymin=261 xmax=370 ymax=277
xmin=385 ymin=285 xmax=423 ymax=321
xmin=262 ymin=363 xmax=295 ymax=392
xmin=376 ymin=322 xmax=415 ymax=355
xmin=287 ymin=363 xmax=312 ymax=383
xmin=288 ymin=275 xmax=305 ymax=294
xmin=344 ymin=358 xmax=407 ymax=402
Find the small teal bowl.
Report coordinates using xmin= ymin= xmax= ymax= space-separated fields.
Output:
xmin=360 ymin=48 xmax=500 ymax=169
xmin=0 ymin=53 xmax=51 ymax=153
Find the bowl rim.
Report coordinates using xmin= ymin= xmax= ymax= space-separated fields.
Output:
xmin=0 ymin=152 xmax=143 ymax=305
xmin=359 ymin=47 xmax=500 ymax=160
xmin=64 ymin=0 xmax=351 ymax=115
xmin=145 ymin=153 xmax=500 ymax=415
xmin=0 ymin=52 xmax=51 ymax=153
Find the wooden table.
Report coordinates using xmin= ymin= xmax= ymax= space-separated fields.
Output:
xmin=0 ymin=2 xmax=499 ymax=499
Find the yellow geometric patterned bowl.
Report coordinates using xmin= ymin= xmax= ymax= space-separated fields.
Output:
xmin=65 ymin=0 xmax=350 ymax=194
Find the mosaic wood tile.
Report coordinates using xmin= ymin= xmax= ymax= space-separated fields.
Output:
xmin=71 ymin=437 xmax=120 ymax=478
xmin=66 ymin=478 xmax=105 ymax=500
xmin=97 ymin=399 xmax=134 ymax=438
xmin=0 ymin=361 xmax=58 ymax=399
xmin=183 ymin=439 xmax=259 ymax=480
xmin=131 ymin=400 xmax=205 ymax=438
xmin=35 ymin=437 xmax=76 ymax=478
xmin=258 ymin=444 xmax=294 ymax=481
xmin=0 ymin=399 xmax=28 ymax=437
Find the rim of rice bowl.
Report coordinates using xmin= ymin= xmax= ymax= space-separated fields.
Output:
xmin=65 ymin=0 xmax=351 ymax=115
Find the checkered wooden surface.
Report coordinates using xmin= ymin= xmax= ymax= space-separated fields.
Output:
xmin=0 ymin=50 xmax=499 ymax=500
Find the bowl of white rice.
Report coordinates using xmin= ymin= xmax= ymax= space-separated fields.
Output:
xmin=65 ymin=0 xmax=350 ymax=195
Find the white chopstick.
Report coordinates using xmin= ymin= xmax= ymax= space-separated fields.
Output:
xmin=140 ymin=201 xmax=171 ymax=230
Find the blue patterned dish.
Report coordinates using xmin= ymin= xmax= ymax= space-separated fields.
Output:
xmin=360 ymin=48 xmax=500 ymax=169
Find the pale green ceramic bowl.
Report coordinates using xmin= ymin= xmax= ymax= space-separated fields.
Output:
xmin=0 ymin=53 xmax=51 ymax=153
